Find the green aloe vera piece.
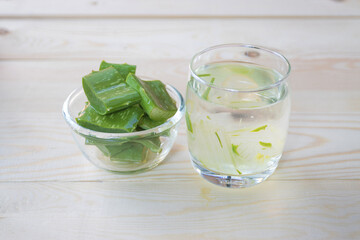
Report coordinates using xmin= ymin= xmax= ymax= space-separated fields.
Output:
xmin=85 ymin=137 xmax=127 ymax=146
xmin=202 ymin=77 xmax=215 ymax=100
xmin=82 ymin=67 xmax=141 ymax=115
xmin=259 ymin=141 xmax=272 ymax=148
xmin=138 ymin=115 xmax=166 ymax=130
xmin=185 ymin=112 xmax=193 ymax=133
xmin=95 ymin=142 xmax=146 ymax=163
xmin=137 ymin=115 xmax=171 ymax=137
xmin=133 ymin=138 xmax=162 ymax=153
xmin=86 ymin=137 xmax=161 ymax=154
xmin=126 ymin=74 xmax=177 ymax=121
xmin=111 ymin=143 xmax=147 ymax=163
xmin=99 ymin=61 xmax=136 ymax=80
xmin=251 ymin=125 xmax=267 ymax=132
xmin=76 ymin=103 xmax=144 ymax=133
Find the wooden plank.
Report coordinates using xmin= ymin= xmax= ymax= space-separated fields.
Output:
xmin=0 ymin=113 xmax=359 ymax=181
xmin=1 ymin=58 xmax=359 ymax=113
xmin=0 ymin=19 xmax=359 ymax=60
xmin=0 ymin=181 xmax=359 ymax=239
xmin=0 ymin=0 xmax=359 ymax=17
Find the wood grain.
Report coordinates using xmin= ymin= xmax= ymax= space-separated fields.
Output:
xmin=1 ymin=58 xmax=359 ymax=113
xmin=1 ymin=0 xmax=359 ymax=18
xmin=0 ymin=19 xmax=359 ymax=60
xmin=1 ymin=181 xmax=359 ymax=239
xmin=0 ymin=113 xmax=359 ymax=181
xmin=1 ymin=1 xmax=360 ymax=239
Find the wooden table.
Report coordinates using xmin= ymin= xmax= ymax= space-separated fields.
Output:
xmin=1 ymin=1 xmax=360 ymax=239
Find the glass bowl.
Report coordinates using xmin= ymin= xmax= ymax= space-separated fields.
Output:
xmin=62 ymin=84 xmax=185 ymax=174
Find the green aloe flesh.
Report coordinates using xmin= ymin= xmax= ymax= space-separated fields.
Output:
xmin=138 ymin=115 xmax=166 ymax=130
xmin=76 ymin=103 xmax=144 ymax=133
xmin=197 ymin=73 xmax=211 ymax=77
xmin=185 ymin=112 xmax=193 ymax=133
xmin=99 ymin=142 xmax=147 ymax=163
xmin=85 ymin=136 xmax=161 ymax=154
xmin=111 ymin=143 xmax=147 ymax=163
xmin=232 ymin=144 xmax=240 ymax=156
xmin=132 ymin=138 xmax=162 ymax=153
xmin=82 ymin=67 xmax=141 ymax=115
xmin=202 ymin=77 xmax=215 ymax=100
xmin=78 ymin=61 xmax=178 ymax=164
xmin=99 ymin=61 xmax=136 ymax=80
xmin=259 ymin=141 xmax=272 ymax=148
xmin=215 ymin=132 xmax=223 ymax=148
xmin=251 ymin=125 xmax=268 ymax=132
xmin=126 ymin=74 xmax=177 ymax=121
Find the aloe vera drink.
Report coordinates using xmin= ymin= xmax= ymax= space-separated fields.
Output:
xmin=186 ymin=60 xmax=290 ymax=187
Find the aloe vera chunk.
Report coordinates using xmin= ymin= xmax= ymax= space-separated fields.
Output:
xmin=138 ymin=115 xmax=166 ymax=130
xmin=126 ymin=74 xmax=177 ymax=121
xmin=138 ymin=115 xmax=171 ymax=137
xmin=82 ymin=67 xmax=141 ymax=115
xmin=94 ymin=142 xmax=146 ymax=163
xmin=76 ymin=103 xmax=144 ymax=133
xmin=86 ymin=136 xmax=161 ymax=154
xmin=99 ymin=61 xmax=136 ymax=80
xmin=99 ymin=142 xmax=138 ymax=157
xmin=110 ymin=142 xmax=147 ymax=163
xmin=133 ymin=138 xmax=162 ymax=153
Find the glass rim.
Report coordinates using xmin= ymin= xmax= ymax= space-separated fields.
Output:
xmin=62 ymin=85 xmax=185 ymax=140
xmin=189 ymin=43 xmax=291 ymax=93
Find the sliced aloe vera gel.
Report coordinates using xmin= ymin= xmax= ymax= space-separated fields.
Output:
xmin=94 ymin=142 xmax=147 ymax=163
xmin=110 ymin=143 xmax=147 ymax=163
xmin=77 ymin=60 xmax=178 ymax=164
xmin=126 ymin=74 xmax=177 ymax=121
xmin=76 ymin=103 xmax=144 ymax=133
xmin=85 ymin=136 xmax=161 ymax=155
xmin=99 ymin=61 xmax=136 ymax=80
xmin=82 ymin=67 xmax=141 ymax=115
xmin=138 ymin=115 xmax=166 ymax=130
xmin=132 ymin=138 xmax=162 ymax=153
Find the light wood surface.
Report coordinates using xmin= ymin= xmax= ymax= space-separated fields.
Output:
xmin=1 ymin=181 xmax=360 ymax=239
xmin=0 ymin=1 xmax=360 ymax=239
xmin=1 ymin=0 xmax=360 ymax=17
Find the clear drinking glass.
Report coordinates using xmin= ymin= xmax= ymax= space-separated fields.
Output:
xmin=186 ymin=44 xmax=291 ymax=188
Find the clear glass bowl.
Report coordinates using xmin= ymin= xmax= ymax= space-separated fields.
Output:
xmin=62 ymin=85 xmax=185 ymax=174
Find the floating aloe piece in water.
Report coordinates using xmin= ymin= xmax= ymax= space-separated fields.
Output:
xmin=251 ymin=125 xmax=268 ymax=132
xmin=82 ymin=67 xmax=141 ymax=115
xmin=76 ymin=103 xmax=144 ymax=133
xmin=232 ymin=144 xmax=240 ymax=156
xmin=202 ymin=77 xmax=215 ymax=100
xmin=259 ymin=141 xmax=272 ymax=148
xmin=99 ymin=61 xmax=136 ymax=80
xmin=185 ymin=112 xmax=193 ymax=134
xmin=126 ymin=74 xmax=177 ymax=121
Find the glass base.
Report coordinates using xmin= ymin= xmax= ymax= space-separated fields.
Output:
xmin=190 ymin=155 xmax=279 ymax=188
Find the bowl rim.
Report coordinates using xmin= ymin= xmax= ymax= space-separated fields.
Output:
xmin=62 ymin=84 xmax=185 ymax=139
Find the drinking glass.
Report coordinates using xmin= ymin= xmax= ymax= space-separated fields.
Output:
xmin=186 ymin=44 xmax=291 ymax=188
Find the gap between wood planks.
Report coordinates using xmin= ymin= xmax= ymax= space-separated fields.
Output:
xmin=0 ymin=15 xmax=360 ymax=20
xmin=0 ymin=179 xmax=360 ymax=183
